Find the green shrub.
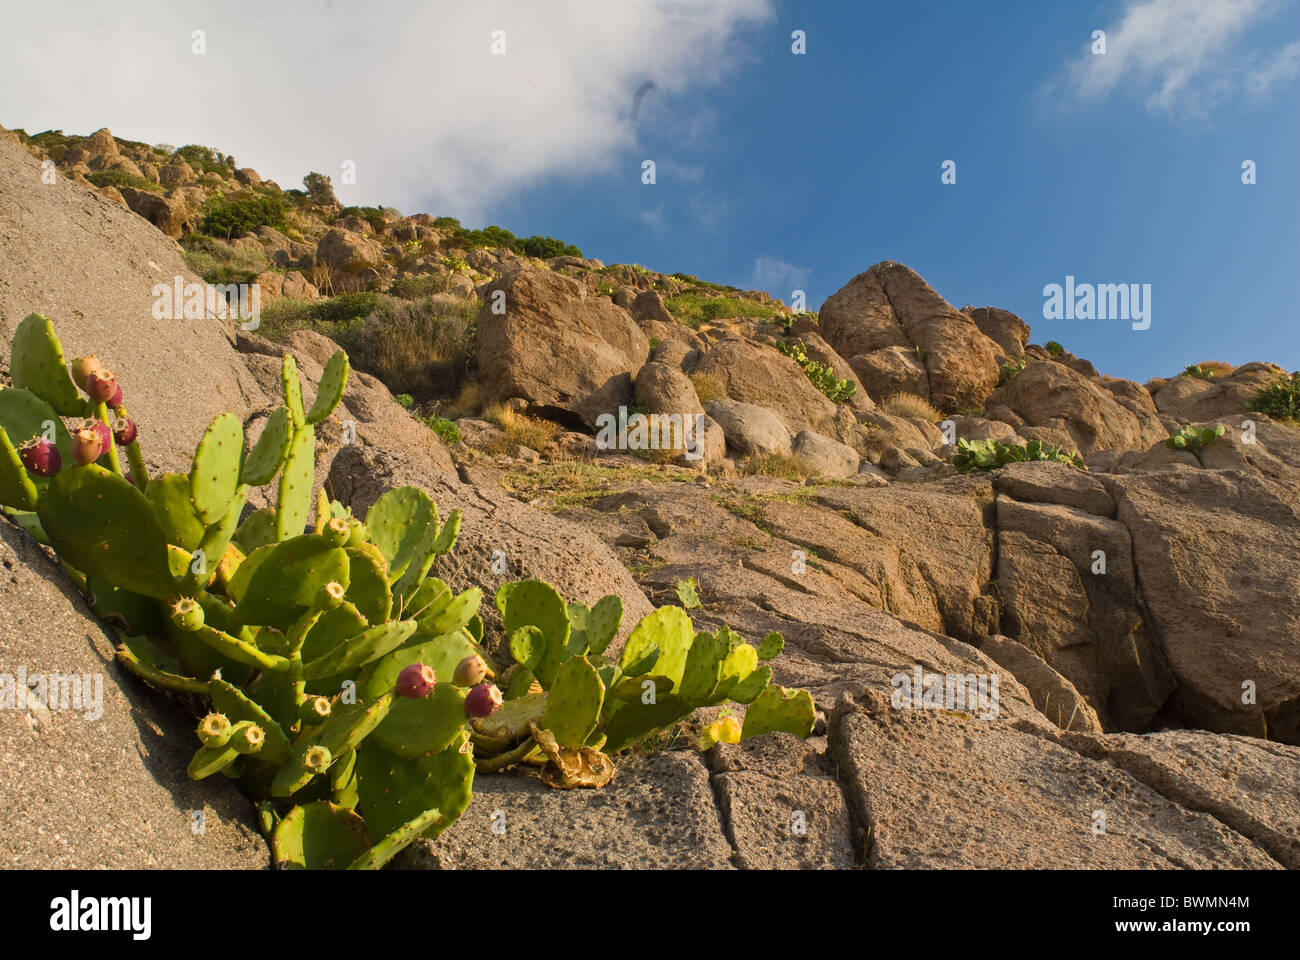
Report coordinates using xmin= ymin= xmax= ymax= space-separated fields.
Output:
xmin=664 ymin=294 xmax=782 ymax=328
xmin=201 ymin=192 xmax=286 ymax=238
xmin=423 ymin=415 xmax=462 ymax=445
xmin=998 ymin=356 xmax=1030 ymax=386
xmin=1246 ymin=371 xmax=1300 ymax=422
xmin=1165 ymin=423 xmax=1225 ymax=453
xmin=175 ymin=144 xmax=230 ymax=176
xmin=394 ymin=393 xmax=415 ymax=408
xmin=85 ymin=169 xmax=164 ymax=194
xmin=389 ymin=275 xmax=453 ymax=300
xmin=776 ymin=340 xmax=855 ymax=404
xmin=952 ymin=437 xmax=1085 ymax=472
xmin=337 ymin=205 xmax=387 ymax=233
xmin=447 ymin=225 xmax=582 ymax=259
xmin=181 ymin=235 xmax=270 ymax=285
xmin=1182 ymin=364 xmax=1215 ymax=381
xmin=1045 ymin=340 xmax=1065 ymax=357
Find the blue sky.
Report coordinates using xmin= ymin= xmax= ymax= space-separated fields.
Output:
xmin=2 ymin=0 xmax=1297 ymax=382
xmin=489 ymin=2 xmax=1300 ymax=382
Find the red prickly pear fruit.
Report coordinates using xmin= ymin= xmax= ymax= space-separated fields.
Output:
xmin=109 ymin=381 xmax=123 ymax=408
xmin=18 ymin=437 xmax=60 ymax=477
xmin=69 ymin=420 xmax=105 ymax=466
xmin=91 ymin=419 xmax=111 ymax=454
xmin=112 ymin=417 xmax=137 ymax=446
xmin=170 ymin=596 xmax=205 ymax=632
xmin=70 ymin=355 xmax=105 ymax=390
xmin=465 ymin=683 xmax=503 ymax=718
xmin=322 ymin=516 xmax=350 ymax=547
xmin=453 ymin=654 xmax=488 ymax=687
xmin=85 ymin=369 xmax=118 ymax=404
xmin=395 ymin=662 xmax=436 ymax=699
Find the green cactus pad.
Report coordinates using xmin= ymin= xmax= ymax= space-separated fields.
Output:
xmin=347 ymin=805 xmax=443 ymax=870
xmin=502 ymin=579 xmax=570 ymax=687
xmin=232 ymin=534 xmax=350 ymax=627
xmin=542 ymin=656 xmax=604 ymax=748
xmin=272 ymin=801 xmax=371 ymax=870
xmin=0 ymin=386 xmax=73 ymax=463
xmin=429 ymin=509 xmax=460 ymax=555
xmin=305 ymin=350 xmax=349 ymax=425
xmin=303 ymin=620 xmax=417 ymax=680
xmin=354 ymin=734 xmax=474 ymax=843
xmin=676 ymin=631 xmax=727 ymax=705
xmin=471 ymin=690 xmax=546 ymax=741
xmin=418 ymin=585 xmax=482 ymax=637
xmin=509 ymin=625 xmax=546 ymax=671
xmin=187 ymin=743 xmax=241 ymax=780
xmin=10 ymin=313 xmax=83 ymax=416
xmin=240 ymin=406 xmax=292 ymax=486
xmin=712 ymin=642 xmax=760 ymax=701
xmin=619 ymin=606 xmax=694 ymax=689
xmin=282 ymin=355 xmax=305 ymax=429
xmin=504 ymin=666 xmax=536 ymax=700
xmin=602 ymin=694 xmax=694 ymax=754
xmin=274 ymin=426 xmax=315 ymax=540
xmin=718 ymin=664 xmax=767 ymax=705
xmin=369 ymin=682 xmax=467 ymax=758
xmin=145 ymin=473 xmax=204 ymax=551
xmin=610 ymin=674 xmax=673 ymax=700
xmin=189 ymin=413 xmax=243 ymax=524
xmin=272 ymin=693 xmax=395 ymax=797
xmin=344 ymin=543 xmax=392 ymax=625
xmin=0 ymin=427 xmax=38 ymax=510
xmin=364 ymin=486 xmax=438 ymax=582
xmin=193 ymin=624 xmax=290 ymax=673
xmin=37 ymin=465 xmax=178 ymax=600
xmin=233 ymin=507 xmax=277 ymax=552
xmin=357 ymin=631 xmax=478 ymax=703
xmin=585 ymin=595 xmax=623 ymax=655
xmin=674 ymin=576 xmax=702 ymax=609
xmin=740 ymin=685 xmax=815 ymax=741
xmin=756 ymin=631 xmax=785 ymax=660
xmin=495 ymin=581 xmax=516 ymax=619
xmin=208 ymin=677 xmax=292 ymax=766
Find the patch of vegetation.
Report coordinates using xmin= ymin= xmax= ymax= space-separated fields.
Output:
xmin=1045 ymin=340 xmax=1065 ymax=357
xmin=1246 ymin=371 xmax=1300 ymax=422
xmin=336 ymin=205 xmax=388 ymax=233
xmin=739 ymin=452 xmax=813 ymax=481
xmin=499 ymin=460 xmax=671 ymax=505
xmin=180 ymin=235 xmax=270 ymax=284
xmin=423 ymin=415 xmax=461 ymax=445
xmin=481 ymin=403 xmax=558 ymax=454
xmin=200 ymin=191 xmax=286 ymax=238
xmin=664 ymin=293 xmax=782 ymax=328
xmin=914 ymin=345 xmax=929 ymax=363
xmin=1165 ymin=423 xmax=1225 ymax=454
xmin=257 ymin=292 xmax=477 ymax=398
xmin=85 ymin=169 xmax=164 ymax=194
xmin=881 ymin=391 xmax=941 ymax=422
xmin=394 ymin=393 xmax=414 ymax=408
xmin=447 ymin=224 xmax=582 ymax=259
xmin=952 ymin=437 xmax=1085 ymax=472
xmin=688 ymin=373 xmax=726 ymax=403
xmin=389 ymin=274 xmax=456 ymax=299
xmin=175 ymin=144 xmax=232 ymax=176
xmin=998 ymin=355 xmax=1030 ymax=386
xmin=775 ymin=340 xmax=856 ymax=403
xmin=1182 ymin=364 xmax=1216 ymax=381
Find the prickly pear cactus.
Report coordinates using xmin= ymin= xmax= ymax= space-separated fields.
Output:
xmin=0 ymin=314 xmax=817 ymax=869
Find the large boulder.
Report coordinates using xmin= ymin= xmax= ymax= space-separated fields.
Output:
xmin=477 ymin=267 xmax=649 ymax=425
xmin=1150 ymin=364 xmax=1287 ymax=423
xmin=820 ymin=262 xmax=1003 ymax=411
xmin=704 ymin=399 xmax=791 ymax=456
xmin=691 ymin=338 xmax=837 ymax=434
xmin=791 ymin=430 xmax=860 ymax=478
xmin=118 ymin=186 xmax=189 ymax=238
xmin=315 ymin=227 xmax=390 ymax=291
xmin=964 ymin=305 xmax=1029 ymax=359
xmin=988 ymin=360 xmax=1147 ymax=454
xmin=1106 ymin=469 xmax=1300 ymax=743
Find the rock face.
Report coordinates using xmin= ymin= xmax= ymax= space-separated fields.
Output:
xmin=477 ymin=267 xmax=649 ymax=424
xmin=989 ymin=361 xmax=1152 ymax=454
xmin=692 ymin=338 xmax=838 ymax=433
xmin=1107 ymin=469 xmax=1300 ymax=742
xmin=820 ymin=262 xmax=1004 ymax=411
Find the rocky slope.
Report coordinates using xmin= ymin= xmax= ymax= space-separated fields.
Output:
xmin=1 ymin=125 xmax=1297 ymax=870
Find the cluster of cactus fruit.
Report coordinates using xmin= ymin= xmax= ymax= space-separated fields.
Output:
xmin=0 ymin=313 xmax=815 ymax=869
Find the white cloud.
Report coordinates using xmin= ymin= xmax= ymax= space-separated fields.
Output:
xmin=0 ymin=0 xmax=773 ymax=220
xmin=1049 ymin=0 xmax=1299 ymax=115
xmin=751 ymin=256 xmax=809 ymax=295
xmin=1247 ymin=39 xmax=1300 ymax=95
